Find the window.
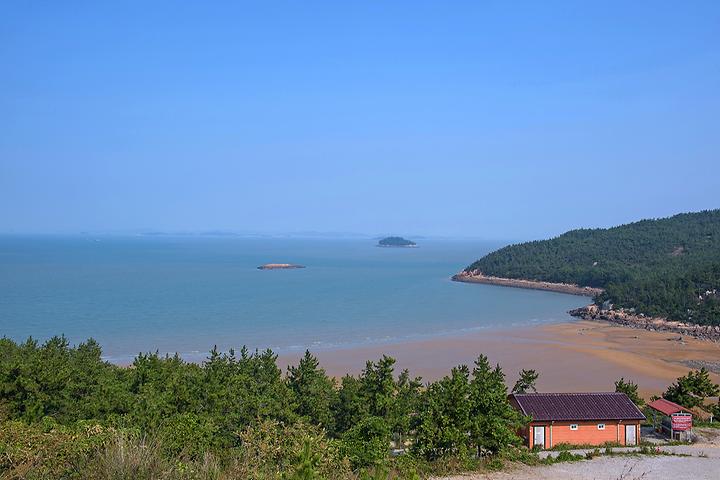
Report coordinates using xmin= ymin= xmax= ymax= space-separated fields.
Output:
xmin=597 ymin=423 xmax=606 ymax=430
xmin=570 ymin=424 xmax=578 ymax=430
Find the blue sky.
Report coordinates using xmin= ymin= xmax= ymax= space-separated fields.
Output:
xmin=1 ymin=1 xmax=719 ymax=239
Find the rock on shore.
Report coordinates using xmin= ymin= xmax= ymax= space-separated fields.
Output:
xmin=569 ymin=304 xmax=720 ymax=342
xmin=257 ymin=263 xmax=305 ymax=270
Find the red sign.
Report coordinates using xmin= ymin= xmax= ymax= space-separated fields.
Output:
xmin=671 ymin=414 xmax=692 ymax=431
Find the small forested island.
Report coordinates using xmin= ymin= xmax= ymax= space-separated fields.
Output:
xmin=377 ymin=236 xmax=417 ymax=247
xmin=257 ymin=263 xmax=305 ymax=270
xmin=456 ymin=209 xmax=720 ymax=326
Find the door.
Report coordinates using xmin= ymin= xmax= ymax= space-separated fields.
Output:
xmin=533 ymin=426 xmax=545 ymax=448
xmin=625 ymin=424 xmax=637 ymax=446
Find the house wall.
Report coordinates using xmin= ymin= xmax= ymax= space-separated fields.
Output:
xmin=527 ymin=421 xmax=641 ymax=449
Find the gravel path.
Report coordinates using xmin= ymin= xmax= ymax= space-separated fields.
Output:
xmin=434 ymin=445 xmax=720 ymax=480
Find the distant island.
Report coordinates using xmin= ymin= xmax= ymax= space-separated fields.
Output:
xmin=377 ymin=236 xmax=417 ymax=247
xmin=454 ymin=209 xmax=720 ymax=327
xmin=257 ymin=263 xmax=305 ymax=270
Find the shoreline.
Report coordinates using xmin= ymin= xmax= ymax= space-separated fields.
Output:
xmin=102 ymin=319 xmax=720 ymax=396
xmin=451 ymin=271 xmax=603 ymax=297
xmin=569 ymin=304 xmax=720 ymax=342
xmin=453 ymin=271 xmax=720 ymax=343
xmin=277 ymin=319 xmax=720 ymax=396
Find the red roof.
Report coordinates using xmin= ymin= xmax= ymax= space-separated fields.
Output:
xmin=510 ymin=392 xmax=646 ymax=422
xmin=647 ymin=398 xmax=689 ymax=416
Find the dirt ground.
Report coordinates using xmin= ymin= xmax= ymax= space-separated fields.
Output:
xmin=438 ymin=455 xmax=718 ymax=480
xmin=435 ymin=429 xmax=720 ymax=480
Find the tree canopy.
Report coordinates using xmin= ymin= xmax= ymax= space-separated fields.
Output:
xmin=614 ymin=377 xmax=644 ymax=407
xmin=0 ymin=335 xmax=530 ymax=478
xmin=465 ymin=209 xmax=720 ymax=325
xmin=663 ymin=367 xmax=720 ymax=409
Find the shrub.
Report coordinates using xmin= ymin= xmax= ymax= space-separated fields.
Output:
xmin=339 ymin=416 xmax=391 ymax=470
xmin=0 ymin=419 xmax=112 ymax=479
xmin=284 ymin=439 xmax=322 ymax=480
xmin=385 ymin=454 xmax=425 ymax=479
xmin=500 ymin=446 xmax=540 ymax=465
xmin=159 ymin=413 xmax=218 ymax=459
xmin=358 ymin=465 xmax=391 ymax=480
xmin=82 ymin=432 xmax=172 ymax=480
xmin=555 ymin=451 xmax=583 ymax=462
xmin=541 ymin=450 xmax=584 ymax=465
xmin=485 ymin=457 xmax=504 ymax=471
xmin=230 ymin=419 xmax=351 ymax=479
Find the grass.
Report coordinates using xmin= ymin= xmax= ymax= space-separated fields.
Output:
xmin=639 ymin=439 xmax=691 ymax=447
xmin=540 ymin=450 xmax=584 ymax=465
xmin=694 ymin=420 xmax=720 ymax=429
xmin=549 ymin=441 xmax=621 ymax=451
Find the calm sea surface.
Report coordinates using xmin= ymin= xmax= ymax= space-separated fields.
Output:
xmin=0 ymin=236 xmax=587 ymax=363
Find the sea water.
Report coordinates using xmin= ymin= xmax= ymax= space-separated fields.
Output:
xmin=0 ymin=235 xmax=587 ymax=363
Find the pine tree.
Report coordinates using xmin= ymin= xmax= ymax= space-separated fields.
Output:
xmin=413 ymin=365 xmax=472 ymax=459
xmin=664 ymin=368 xmax=720 ymax=409
xmin=512 ymin=369 xmax=539 ymax=394
xmin=469 ymin=356 xmax=524 ymax=455
xmin=287 ymin=350 xmax=337 ymax=432
xmin=614 ymin=377 xmax=644 ymax=406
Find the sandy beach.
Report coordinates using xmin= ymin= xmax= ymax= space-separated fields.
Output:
xmin=279 ymin=320 xmax=720 ymax=396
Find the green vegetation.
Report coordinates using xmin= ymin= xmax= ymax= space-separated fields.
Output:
xmin=620 ymin=369 xmax=719 ymax=421
xmin=412 ymin=356 xmax=527 ymax=460
xmin=540 ymin=450 xmax=584 ymax=464
xmin=662 ymin=367 xmax=720 ymax=409
xmin=549 ymin=442 xmax=620 ymax=451
xmin=5 ymin=336 xmax=713 ymax=478
xmin=464 ymin=209 xmax=720 ymax=325
xmin=378 ymin=237 xmax=417 ymax=247
xmin=511 ymin=369 xmax=539 ymax=394
xmin=614 ymin=378 xmax=644 ymax=407
xmin=0 ymin=336 xmax=531 ymax=479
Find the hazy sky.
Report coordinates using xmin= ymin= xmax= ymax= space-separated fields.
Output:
xmin=2 ymin=1 xmax=719 ymax=240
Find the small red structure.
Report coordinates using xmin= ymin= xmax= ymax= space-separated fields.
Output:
xmin=647 ymin=398 xmax=692 ymax=440
xmin=509 ymin=393 xmax=645 ymax=449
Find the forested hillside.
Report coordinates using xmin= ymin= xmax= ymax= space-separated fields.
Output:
xmin=464 ymin=210 xmax=720 ymax=325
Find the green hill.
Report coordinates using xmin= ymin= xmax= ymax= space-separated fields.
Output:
xmin=464 ymin=210 xmax=720 ymax=326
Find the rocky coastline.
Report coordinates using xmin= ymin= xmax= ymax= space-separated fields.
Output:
xmin=452 ymin=270 xmax=720 ymax=342
xmin=451 ymin=270 xmax=603 ymax=297
xmin=569 ymin=304 xmax=720 ymax=342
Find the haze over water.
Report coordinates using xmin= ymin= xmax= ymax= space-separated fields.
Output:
xmin=0 ymin=236 xmax=587 ymax=363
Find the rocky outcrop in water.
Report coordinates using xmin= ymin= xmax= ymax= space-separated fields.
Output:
xmin=257 ymin=263 xmax=305 ymax=270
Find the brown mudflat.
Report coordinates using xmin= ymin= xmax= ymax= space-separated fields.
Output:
xmin=278 ymin=320 xmax=720 ymax=396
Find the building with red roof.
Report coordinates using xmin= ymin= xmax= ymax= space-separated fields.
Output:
xmin=647 ymin=398 xmax=692 ymax=440
xmin=647 ymin=398 xmax=688 ymax=416
xmin=509 ymin=392 xmax=645 ymax=449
